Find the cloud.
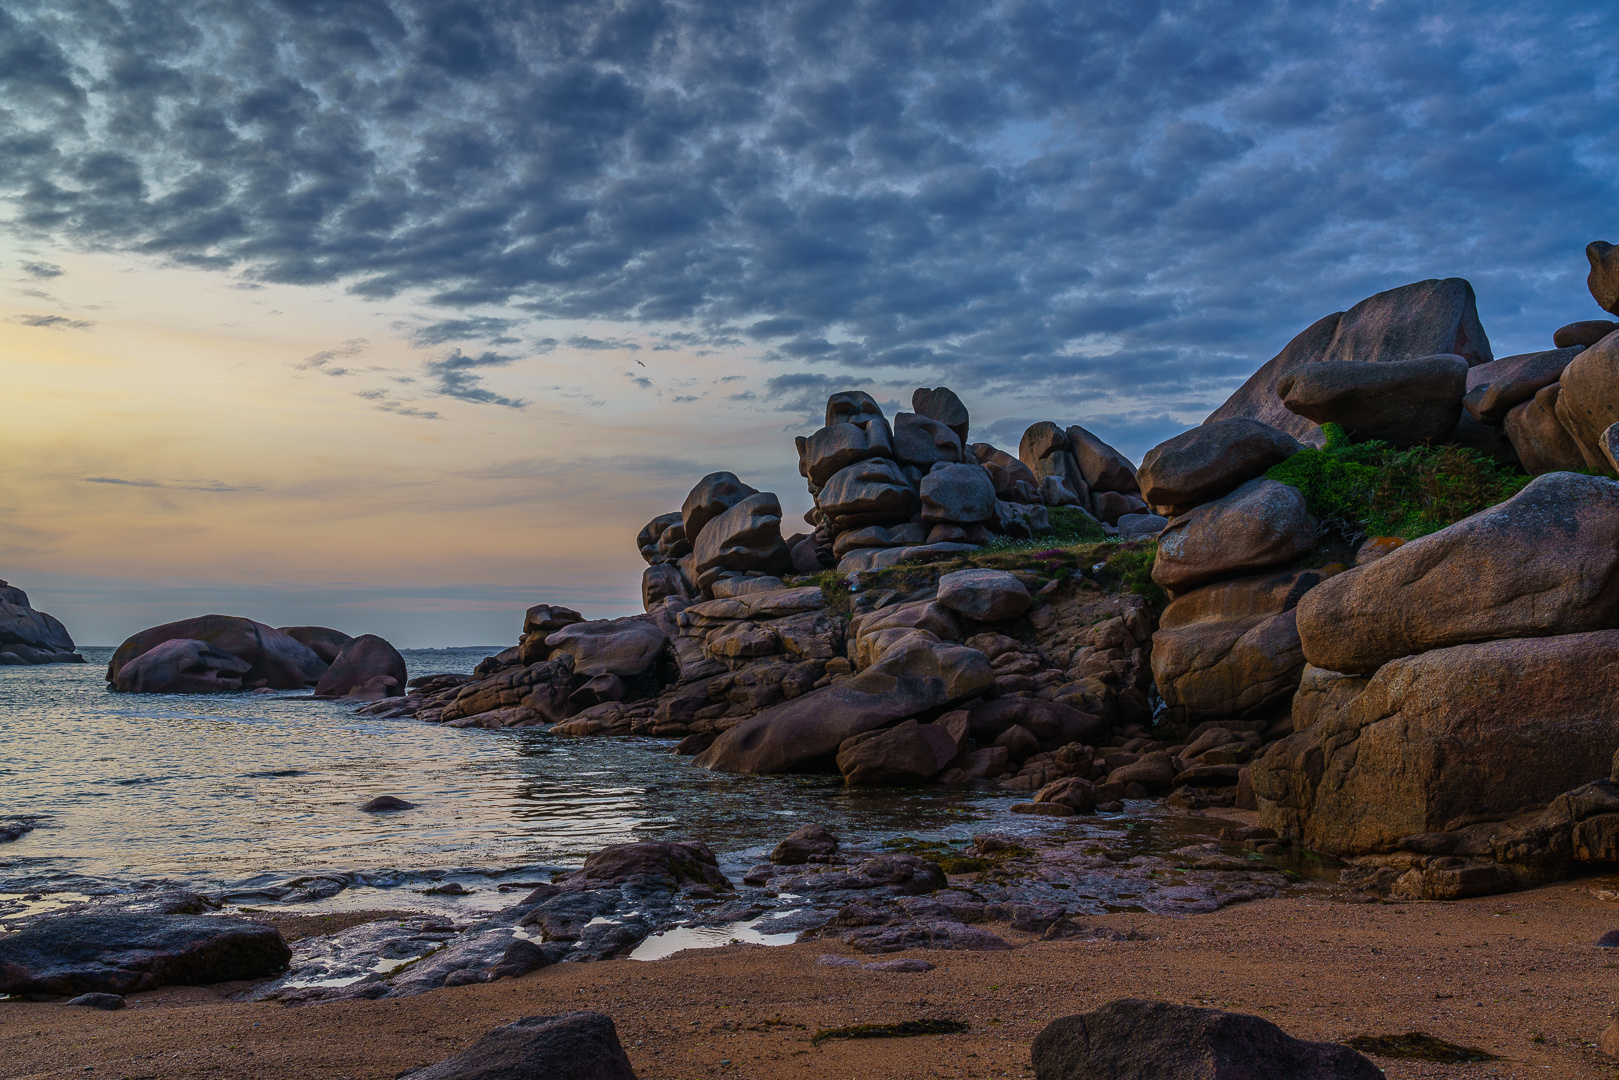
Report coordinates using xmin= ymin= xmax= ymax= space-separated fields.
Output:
xmin=567 ymin=335 xmax=642 ymax=351
xmin=422 ymin=348 xmax=526 ymax=408
xmin=760 ymin=371 xmax=876 ymax=422
xmin=19 ymin=260 xmax=62 ymax=278
xmin=407 ymin=316 xmax=522 ymax=346
xmin=81 ymin=476 xmax=249 ymax=492
xmin=298 ymin=337 xmax=368 ymax=376
xmin=354 ymin=388 xmax=442 ymax=419
xmin=9 ymin=313 xmax=93 ymax=330
xmin=0 ymin=0 xmax=1614 ymax=420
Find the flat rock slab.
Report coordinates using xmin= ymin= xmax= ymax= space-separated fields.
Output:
xmin=0 ymin=913 xmax=291 ymax=996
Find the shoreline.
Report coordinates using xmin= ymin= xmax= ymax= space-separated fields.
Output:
xmin=6 ymin=881 xmax=1616 ymax=1079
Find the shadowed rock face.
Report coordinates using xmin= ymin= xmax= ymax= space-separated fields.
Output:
xmin=106 ymin=614 xmax=327 ymax=691
xmin=1553 ymin=330 xmax=1619 ymax=473
xmin=1277 ymin=352 xmax=1468 ymax=447
xmin=1253 ymin=630 xmax=1619 ymax=855
xmin=402 ymin=1012 xmax=638 ymax=1080
xmin=1505 ymin=383 xmax=1589 ymax=475
xmin=1295 ymin=472 xmax=1619 ymax=675
xmin=1032 ymin=999 xmax=1382 ymax=1080
xmin=0 ymin=913 xmax=291 ymax=996
xmin=276 ymin=626 xmax=353 ymax=665
xmin=0 ymin=580 xmax=82 ymax=665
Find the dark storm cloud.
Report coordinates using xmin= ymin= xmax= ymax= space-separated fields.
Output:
xmin=3 ymin=0 xmax=1617 ymax=421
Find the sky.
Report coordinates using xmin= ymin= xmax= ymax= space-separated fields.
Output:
xmin=2 ymin=0 xmax=1617 ymax=647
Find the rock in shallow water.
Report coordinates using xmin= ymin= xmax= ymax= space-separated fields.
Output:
xmin=0 ymin=913 xmax=291 ymax=996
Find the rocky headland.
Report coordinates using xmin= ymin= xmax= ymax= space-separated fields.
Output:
xmin=14 ymin=243 xmax=1619 ymax=1075
xmin=0 ymin=580 xmax=82 ymax=665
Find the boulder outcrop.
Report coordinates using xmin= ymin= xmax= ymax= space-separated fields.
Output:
xmin=1504 ymin=383 xmax=1589 ymax=475
xmin=1152 ymin=479 xmax=1315 ymax=593
xmin=107 ymin=615 xmax=328 ymax=692
xmin=935 ymin=569 xmax=1032 ymax=622
xmin=1151 ymin=569 xmax=1331 ymax=723
xmin=1463 ymin=347 xmax=1580 ymax=424
xmin=1294 ymin=472 xmax=1619 ymax=675
xmin=1137 ymin=420 xmax=1301 ymax=512
xmin=912 ymin=386 xmax=970 ymax=443
xmin=1589 ymin=240 xmax=1619 ymax=315
xmin=314 ymin=634 xmax=408 ymax=699
xmin=1254 ymin=630 xmax=1619 ymax=855
xmin=112 ymin=639 xmax=253 ymax=693
xmin=0 ymin=580 xmax=82 ymax=664
xmin=1207 ymin=278 xmax=1492 ymax=442
xmin=693 ymin=638 xmax=994 ymax=774
xmin=1551 ymin=329 xmax=1619 ymax=473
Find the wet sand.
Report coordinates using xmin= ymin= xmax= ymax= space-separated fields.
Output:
xmin=6 ymin=881 xmax=1618 ymax=1080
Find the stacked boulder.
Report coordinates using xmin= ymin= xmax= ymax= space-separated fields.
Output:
xmin=1490 ymin=244 xmax=1619 ymax=476
xmin=1015 ymin=422 xmax=1149 ymax=526
xmin=1134 ymin=419 xmax=1318 ymax=804
xmin=1250 ymin=472 xmax=1619 ymax=898
xmin=0 ymin=579 xmax=82 ymax=664
xmin=795 ymin=388 xmax=1114 ymax=575
xmin=637 ymin=471 xmax=799 ymax=608
xmin=105 ymin=615 xmax=404 ymax=698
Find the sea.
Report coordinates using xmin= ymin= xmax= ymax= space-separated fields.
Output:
xmin=1 ymin=647 xmax=1188 ymax=928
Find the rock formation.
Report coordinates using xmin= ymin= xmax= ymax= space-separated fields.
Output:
xmin=106 ymin=614 xmax=405 ymax=695
xmin=0 ymin=580 xmax=82 ymax=664
xmin=356 ymin=245 xmax=1619 ymax=904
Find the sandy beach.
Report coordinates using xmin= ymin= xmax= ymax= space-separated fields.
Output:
xmin=7 ymin=879 xmax=1617 ymax=1080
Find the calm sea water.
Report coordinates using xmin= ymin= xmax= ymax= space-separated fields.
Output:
xmin=2 ymin=648 xmax=1110 ymax=917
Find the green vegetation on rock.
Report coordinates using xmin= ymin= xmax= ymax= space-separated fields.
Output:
xmin=1265 ymin=423 xmax=1532 ymax=541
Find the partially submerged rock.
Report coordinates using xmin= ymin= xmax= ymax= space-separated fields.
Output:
xmin=107 ymin=614 xmax=327 ymax=692
xmin=694 ymin=639 xmax=994 ymax=774
xmin=0 ymin=580 xmax=82 ymax=665
xmin=314 ymin=634 xmax=407 ymax=699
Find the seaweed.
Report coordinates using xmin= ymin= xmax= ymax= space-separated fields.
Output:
xmin=880 ymin=836 xmax=1034 ymax=877
xmin=812 ymin=1018 xmax=969 ymax=1044
xmin=1344 ymin=1032 xmax=1499 ymax=1062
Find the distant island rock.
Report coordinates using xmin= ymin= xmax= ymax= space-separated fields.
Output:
xmin=0 ymin=579 xmax=83 ymax=665
xmin=106 ymin=614 xmax=404 ymax=697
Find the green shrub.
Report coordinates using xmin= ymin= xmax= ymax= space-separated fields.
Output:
xmin=1265 ymin=423 xmax=1532 ymax=541
xmin=1101 ymin=543 xmax=1163 ymax=606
